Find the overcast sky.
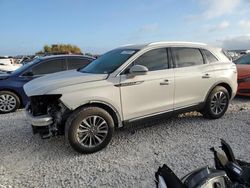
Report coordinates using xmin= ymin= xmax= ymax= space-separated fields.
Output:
xmin=0 ymin=0 xmax=250 ymax=55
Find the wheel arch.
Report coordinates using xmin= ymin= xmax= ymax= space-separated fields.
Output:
xmin=216 ymin=83 xmax=232 ymax=98
xmin=74 ymin=100 xmax=123 ymax=128
xmin=205 ymin=82 xmax=233 ymax=102
xmin=0 ymin=88 xmax=23 ymax=106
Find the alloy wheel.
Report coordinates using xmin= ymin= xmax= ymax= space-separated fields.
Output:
xmin=0 ymin=94 xmax=17 ymax=112
xmin=210 ymin=91 xmax=228 ymax=115
xmin=77 ymin=115 xmax=109 ymax=148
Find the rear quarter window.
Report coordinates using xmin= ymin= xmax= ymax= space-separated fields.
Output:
xmin=201 ymin=49 xmax=218 ymax=63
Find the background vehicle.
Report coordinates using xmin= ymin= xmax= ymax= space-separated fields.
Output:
xmin=18 ymin=56 xmax=36 ymax=64
xmin=0 ymin=56 xmax=12 ymax=65
xmin=24 ymin=42 xmax=237 ymax=154
xmin=227 ymin=51 xmax=240 ymax=61
xmin=0 ymin=56 xmax=21 ymax=72
xmin=234 ymin=54 xmax=250 ymax=96
xmin=0 ymin=55 xmax=94 ymax=114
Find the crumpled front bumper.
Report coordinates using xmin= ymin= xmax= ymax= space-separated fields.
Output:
xmin=25 ymin=110 xmax=53 ymax=127
xmin=25 ymin=103 xmax=53 ymax=127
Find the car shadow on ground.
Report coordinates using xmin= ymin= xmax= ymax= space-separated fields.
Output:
xmin=233 ymin=95 xmax=250 ymax=102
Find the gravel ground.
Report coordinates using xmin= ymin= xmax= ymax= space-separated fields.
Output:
xmin=0 ymin=97 xmax=250 ymax=188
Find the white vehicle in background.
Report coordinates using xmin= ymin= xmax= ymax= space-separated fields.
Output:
xmin=24 ymin=42 xmax=238 ymax=154
xmin=227 ymin=51 xmax=239 ymax=61
xmin=0 ymin=56 xmax=21 ymax=72
xmin=246 ymin=50 xmax=250 ymax=54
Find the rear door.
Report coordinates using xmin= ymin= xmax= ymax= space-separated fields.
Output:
xmin=172 ymin=47 xmax=216 ymax=109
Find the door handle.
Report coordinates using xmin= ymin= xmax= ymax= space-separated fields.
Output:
xmin=160 ymin=79 xmax=170 ymax=85
xmin=202 ymin=73 xmax=210 ymax=79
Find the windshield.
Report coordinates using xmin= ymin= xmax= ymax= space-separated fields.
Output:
xmin=79 ymin=49 xmax=138 ymax=74
xmin=11 ymin=58 xmax=41 ymax=75
xmin=234 ymin=54 xmax=250 ymax=65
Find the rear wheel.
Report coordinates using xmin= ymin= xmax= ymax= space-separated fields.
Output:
xmin=202 ymin=86 xmax=229 ymax=119
xmin=65 ymin=106 xmax=114 ymax=154
xmin=0 ymin=91 xmax=20 ymax=114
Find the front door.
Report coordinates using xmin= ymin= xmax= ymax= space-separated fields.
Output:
xmin=119 ymin=48 xmax=175 ymax=121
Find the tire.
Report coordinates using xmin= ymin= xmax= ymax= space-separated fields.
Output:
xmin=65 ymin=106 xmax=114 ymax=154
xmin=202 ymin=86 xmax=230 ymax=119
xmin=0 ymin=90 xmax=20 ymax=114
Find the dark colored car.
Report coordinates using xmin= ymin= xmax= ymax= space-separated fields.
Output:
xmin=234 ymin=54 xmax=250 ymax=96
xmin=0 ymin=55 xmax=94 ymax=113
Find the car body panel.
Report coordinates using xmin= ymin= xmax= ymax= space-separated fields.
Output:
xmin=173 ymin=64 xmax=217 ymax=109
xmin=237 ymin=64 xmax=250 ymax=78
xmin=0 ymin=74 xmax=31 ymax=105
xmin=24 ymin=70 xmax=108 ymax=96
xmin=212 ymin=62 xmax=238 ymax=99
xmin=119 ymin=69 xmax=174 ymax=120
xmin=45 ymin=77 xmax=122 ymax=118
xmin=237 ymin=64 xmax=250 ymax=96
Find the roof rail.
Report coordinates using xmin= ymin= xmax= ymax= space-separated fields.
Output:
xmin=148 ymin=41 xmax=207 ymax=46
xmin=119 ymin=44 xmax=136 ymax=47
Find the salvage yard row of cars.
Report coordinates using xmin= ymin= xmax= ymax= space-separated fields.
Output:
xmin=0 ymin=56 xmax=22 ymax=72
xmin=0 ymin=55 xmax=95 ymax=113
xmin=0 ymin=41 xmax=249 ymax=154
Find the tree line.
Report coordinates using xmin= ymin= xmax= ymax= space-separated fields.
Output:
xmin=36 ymin=44 xmax=82 ymax=55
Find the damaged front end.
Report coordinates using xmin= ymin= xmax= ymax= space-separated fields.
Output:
xmin=26 ymin=94 xmax=71 ymax=139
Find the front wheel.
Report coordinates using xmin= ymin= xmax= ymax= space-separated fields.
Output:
xmin=0 ymin=91 xmax=20 ymax=114
xmin=65 ymin=106 xmax=114 ymax=154
xmin=202 ymin=86 xmax=230 ymax=119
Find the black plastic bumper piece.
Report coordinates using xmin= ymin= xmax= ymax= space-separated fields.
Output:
xmin=31 ymin=124 xmax=52 ymax=139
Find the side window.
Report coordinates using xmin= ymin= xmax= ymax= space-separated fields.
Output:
xmin=172 ymin=48 xmax=204 ymax=68
xmin=202 ymin=49 xmax=218 ymax=63
xmin=67 ymin=58 xmax=92 ymax=70
xmin=31 ymin=58 xmax=65 ymax=75
xmin=133 ymin=48 xmax=168 ymax=71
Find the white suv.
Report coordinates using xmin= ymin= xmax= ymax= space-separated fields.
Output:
xmin=24 ymin=42 xmax=237 ymax=153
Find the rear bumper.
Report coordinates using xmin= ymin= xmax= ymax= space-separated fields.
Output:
xmin=25 ymin=110 xmax=53 ymax=127
xmin=231 ymin=91 xmax=237 ymax=99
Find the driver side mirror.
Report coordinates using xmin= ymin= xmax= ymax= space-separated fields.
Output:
xmin=129 ymin=65 xmax=148 ymax=76
xmin=22 ymin=71 xmax=34 ymax=77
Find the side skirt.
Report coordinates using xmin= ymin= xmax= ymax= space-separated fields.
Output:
xmin=122 ymin=102 xmax=205 ymax=126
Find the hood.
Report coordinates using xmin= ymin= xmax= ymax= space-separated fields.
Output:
xmin=236 ymin=64 xmax=250 ymax=79
xmin=24 ymin=70 xmax=108 ymax=96
xmin=0 ymin=73 xmax=10 ymax=80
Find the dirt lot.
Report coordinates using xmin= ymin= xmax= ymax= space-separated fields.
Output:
xmin=0 ymin=97 xmax=250 ymax=187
